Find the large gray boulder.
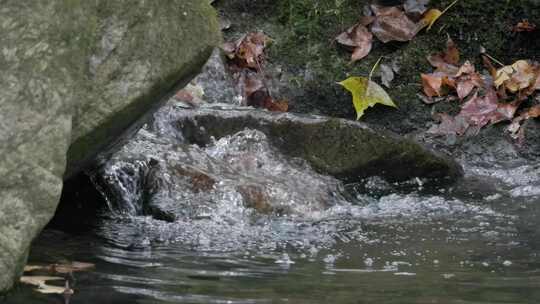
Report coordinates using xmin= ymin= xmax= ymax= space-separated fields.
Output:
xmin=0 ymin=0 xmax=220 ymax=292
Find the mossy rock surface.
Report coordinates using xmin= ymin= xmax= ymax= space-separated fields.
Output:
xmin=216 ymin=0 xmax=540 ymax=134
xmin=174 ymin=104 xmax=462 ymax=182
xmin=0 ymin=0 xmax=220 ymax=293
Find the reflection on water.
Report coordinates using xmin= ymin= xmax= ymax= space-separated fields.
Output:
xmin=6 ymin=113 xmax=540 ymax=304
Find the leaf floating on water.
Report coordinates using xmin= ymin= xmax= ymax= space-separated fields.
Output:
xmin=20 ymin=276 xmax=71 ymax=295
xmin=20 ymin=276 xmax=63 ymax=286
xmin=24 ymin=261 xmax=96 ymax=274
xmin=53 ymin=261 xmax=95 ymax=273
xmin=24 ymin=265 xmax=44 ymax=272
xmin=338 ymin=76 xmax=397 ymax=120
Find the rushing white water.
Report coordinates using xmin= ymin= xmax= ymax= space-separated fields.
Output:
xmin=95 ymin=117 xmax=513 ymax=253
xmin=13 ymin=104 xmax=540 ymax=304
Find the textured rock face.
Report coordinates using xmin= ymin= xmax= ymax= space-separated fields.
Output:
xmin=174 ymin=104 xmax=463 ymax=182
xmin=0 ymin=0 xmax=220 ymax=292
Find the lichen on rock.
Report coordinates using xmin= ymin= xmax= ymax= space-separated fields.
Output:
xmin=0 ymin=0 xmax=220 ymax=293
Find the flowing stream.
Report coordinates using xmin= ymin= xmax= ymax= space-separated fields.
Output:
xmin=6 ymin=104 xmax=540 ymax=304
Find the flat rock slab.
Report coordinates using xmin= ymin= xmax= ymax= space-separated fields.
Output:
xmin=161 ymin=104 xmax=463 ymax=183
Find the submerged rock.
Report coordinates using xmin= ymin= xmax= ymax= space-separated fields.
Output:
xmin=94 ymin=102 xmax=461 ymax=222
xmin=171 ymin=104 xmax=462 ymax=182
xmin=0 ymin=0 xmax=220 ymax=293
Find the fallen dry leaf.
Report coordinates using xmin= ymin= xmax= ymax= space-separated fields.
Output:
xmin=495 ymin=60 xmax=539 ymax=93
xmin=421 ymin=73 xmax=444 ymax=97
xmin=419 ymin=8 xmax=442 ymax=31
xmin=455 ymin=61 xmax=484 ymax=100
xmin=432 ymin=91 xmax=520 ymax=136
xmin=223 ymin=32 xmax=270 ymax=70
xmin=338 ymin=76 xmax=397 ymax=119
xmin=371 ymin=7 xmax=419 ymax=43
xmin=24 ymin=261 xmax=96 ymax=274
xmin=336 ymin=23 xmax=373 ymax=62
xmin=20 ymin=276 xmax=73 ymax=296
xmin=427 ymin=37 xmax=460 ymax=73
xmin=513 ymin=19 xmax=537 ymax=32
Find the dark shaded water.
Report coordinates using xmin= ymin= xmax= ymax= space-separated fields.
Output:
xmin=5 ymin=106 xmax=540 ymax=304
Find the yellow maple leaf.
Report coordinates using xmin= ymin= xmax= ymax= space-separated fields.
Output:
xmin=418 ymin=0 xmax=459 ymax=32
xmin=338 ymin=76 xmax=397 ymax=120
xmin=421 ymin=9 xmax=442 ymax=31
xmin=495 ymin=60 xmax=536 ymax=92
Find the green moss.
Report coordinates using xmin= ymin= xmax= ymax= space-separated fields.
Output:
xmin=217 ymin=0 xmax=540 ymax=133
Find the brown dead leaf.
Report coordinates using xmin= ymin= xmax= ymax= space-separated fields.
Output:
xmin=421 ymin=73 xmax=444 ymax=97
xmin=455 ymin=61 xmax=484 ymax=100
xmin=222 ymin=32 xmax=270 ymax=70
xmin=428 ymin=37 xmax=460 ymax=72
xmin=336 ymin=23 xmax=373 ymax=62
xmin=443 ymin=38 xmax=460 ymax=66
xmin=460 ymin=90 xmax=518 ymax=128
xmin=371 ymin=7 xmax=419 ymax=43
xmin=266 ymin=99 xmax=289 ymax=112
xmin=513 ymin=19 xmax=537 ymax=32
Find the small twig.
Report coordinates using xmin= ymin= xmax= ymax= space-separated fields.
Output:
xmin=483 ymin=52 xmax=505 ymax=67
xmin=369 ymin=56 xmax=383 ymax=80
xmin=441 ymin=0 xmax=459 ymax=16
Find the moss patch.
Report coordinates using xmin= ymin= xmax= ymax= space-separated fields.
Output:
xmin=216 ymin=0 xmax=540 ymax=134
